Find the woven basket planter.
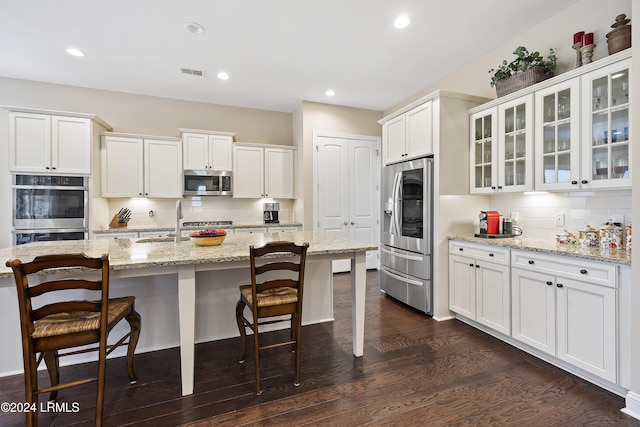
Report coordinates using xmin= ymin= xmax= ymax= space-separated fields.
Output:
xmin=495 ymin=66 xmax=553 ymax=97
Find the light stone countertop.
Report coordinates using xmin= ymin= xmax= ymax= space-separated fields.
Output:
xmin=449 ymin=234 xmax=631 ymax=266
xmin=0 ymin=231 xmax=377 ymax=279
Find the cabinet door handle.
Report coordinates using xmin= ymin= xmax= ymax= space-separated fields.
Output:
xmin=571 ymin=180 xmax=578 ymax=185
xmin=489 ymin=253 xmax=494 ymax=257
xmin=475 ymin=264 xmax=480 ymax=268
xmin=557 ymin=283 xmax=564 ymax=288
xmin=45 ymin=166 xmax=50 ymax=169
xmin=580 ymin=269 xmax=587 ymax=274
xmin=459 ymin=248 xmax=464 ymax=252
xmin=491 ymin=186 xmax=497 ymax=190
xmin=469 ymin=263 xmax=474 ymax=267
xmin=581 ymin=180 xmax=588 ymax=184
xmin=350 ymin=221 xmax=355 ymax=225
xmin=344 ymin=222 xmax=348 ymax=225
xmin=546 ymin=281 xmax=553 ymax=286
xmin=528 ymin=260 xmax=534 ymax=265
xmin=497 ymin=186 xmax=503 ymax=190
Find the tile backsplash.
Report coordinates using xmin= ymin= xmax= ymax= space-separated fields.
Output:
xmin=490 ymin=190 xmax=632 ymax=240
xmin=103 ymin=197 xmax=295 ymax=229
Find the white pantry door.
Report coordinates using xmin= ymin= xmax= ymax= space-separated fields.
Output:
xmin=314 ymin=132 xmax=380 ymax=272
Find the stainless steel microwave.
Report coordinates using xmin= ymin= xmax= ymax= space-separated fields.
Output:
xmin=183 ymin=170 xmax=233 ymax=196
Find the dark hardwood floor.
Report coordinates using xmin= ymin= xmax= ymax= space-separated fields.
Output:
xmin=1 ymin=271 xmax=638 ymax=426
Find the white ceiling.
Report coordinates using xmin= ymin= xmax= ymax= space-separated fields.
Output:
xmin=0 ymin=0 xmax=581 ymax=113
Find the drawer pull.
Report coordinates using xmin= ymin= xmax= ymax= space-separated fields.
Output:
xmin=459 ymin=248 xmax=464 ymax=252
xmin=489 ymin=253 xmax=494 ymax=257
xmin=580 ymin=269 xmax=587 ymax=274
xmin=557 ymin=283 xmax=564 ymax=288
xmin=546 ymin=281 xmax=553 ymax=286
xmin=528 ymin=260 xmax=534 ymax=265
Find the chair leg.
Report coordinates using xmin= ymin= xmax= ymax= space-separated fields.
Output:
xmin=25 ymin=353 xmax=39 ymax=427
xmin=294 ymin=316 xmax=302 ymax=387
xmin=43 ymin=350 xmax=60 ymax=401
xmin=95 ymin=341 xmax=107 ymax=426
xmin=125 ymin=310 xmax=142 ymax=384
xmin=235 ymin=300 xmax=247 ymax=363
xmin=253 ymin=320 xmax=262 ymax=395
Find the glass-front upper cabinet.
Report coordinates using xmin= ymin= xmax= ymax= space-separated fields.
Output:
xmin=470 ymin=108 xmax=498 ymax=194
xmin=581 ymin=58 xmax=631 ymax=189
xmin=497 ymin=94 xmax=534 ymax=192
xmin=534 ymin=79 xmax=581 ymax=191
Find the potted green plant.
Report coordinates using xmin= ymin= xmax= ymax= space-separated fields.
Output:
xmin=489 ymin=46 xmax=557 ymax=97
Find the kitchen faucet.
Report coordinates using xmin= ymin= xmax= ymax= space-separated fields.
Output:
xmin=175 ymin=199 xmax=183 ymax=244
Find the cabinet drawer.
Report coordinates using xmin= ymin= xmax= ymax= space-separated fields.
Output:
xmin=511 ymin=250 xmax=616 ymax=288
xmin=449 ymin=241 xmax=509 ymax=265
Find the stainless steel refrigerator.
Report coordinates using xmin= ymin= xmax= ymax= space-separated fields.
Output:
xmin=380 ymin=156 xmax=433 ymax=315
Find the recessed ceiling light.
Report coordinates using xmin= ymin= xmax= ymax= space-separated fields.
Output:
xmin=185 ymin=22 xmax=206 ymax=34
xmin=325 ymin=89 xmax=335 ymax=97
xmin=66 ymin=48 xmax=85 ymax=57
xmin=217 ymin=71 xmax=230 ymax=80
xmin=394 ymin=15 xmax=410 ymax=29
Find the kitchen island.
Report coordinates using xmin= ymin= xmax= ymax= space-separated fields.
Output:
xmin=0 ymin=231 xmax=376 ymax=396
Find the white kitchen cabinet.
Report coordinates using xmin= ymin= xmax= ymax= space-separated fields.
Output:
xmin=382 ymin=100 xmax=432 ymax=165
xmin=470 ymin=94 xmax=533 ymax=194
xmin=511 ymin=249 xmax=617 ymax=383
xmin=101 ymin=134 xmax=182 ymax=198
xmin=180 ymin=129 xmax=235 ymax=171
xmin=469 ymin=108 xmax=498 ymax=193
xmin=580 ymin=58 xmax=631 ymax=189
xmin=449 ymin=241 xmax=511 ymax=335
xmin=8 ymin=110 xmax=109 ymax=175
xmin=534 ymin=79 xmax=581 ymax=190
xmin=233 ymin=143 xmax=295 ymax=199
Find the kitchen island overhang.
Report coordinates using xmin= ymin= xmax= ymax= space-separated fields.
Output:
xmin=0 ymin=231 xmax=376 ymax=396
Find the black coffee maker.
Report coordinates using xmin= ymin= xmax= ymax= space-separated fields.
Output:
xmin=263 ymin=202 xmax=279 ymax=223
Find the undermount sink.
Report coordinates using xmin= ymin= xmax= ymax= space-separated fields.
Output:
xmin=136 ymin=236 xmax=190 ymax=243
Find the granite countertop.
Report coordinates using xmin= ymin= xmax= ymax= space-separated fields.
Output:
xmin=0 ymin=231 xmax=376 ymax=279
xmin=92 ymin=222 xmax=303 ymax=234
xmin=449 ymin=234 xmax=631 ymax=266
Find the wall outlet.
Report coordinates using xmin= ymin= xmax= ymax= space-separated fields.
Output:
xmin=611 ymin=214 xmax=624 ymax=224
xmin=555 ymin=213 xmax=565 ymax=227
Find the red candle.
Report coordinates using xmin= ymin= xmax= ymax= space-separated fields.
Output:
xmin=574 ymin=31 xmax=585 ymax=44
xmin=583 ymin=32 xmax=594 ymax=46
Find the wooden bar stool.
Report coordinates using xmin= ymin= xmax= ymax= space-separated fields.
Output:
xmin=6 ymin=253 xmax=142 ymax=427
xmin=235 ymin=241 xmax=309 ymax=395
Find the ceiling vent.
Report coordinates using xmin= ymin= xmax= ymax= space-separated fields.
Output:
xmin=181 ymin=67 xmax=204 ymax=77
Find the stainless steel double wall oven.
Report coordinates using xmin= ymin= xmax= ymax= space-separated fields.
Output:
xmin=12 ymin=174 xmax=89 ymax=245
xmin=380 ymin=157 xmax=433 ymax=315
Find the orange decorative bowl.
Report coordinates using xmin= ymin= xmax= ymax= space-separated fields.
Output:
xmin=190 ymin=229 xmax=226 ymax=246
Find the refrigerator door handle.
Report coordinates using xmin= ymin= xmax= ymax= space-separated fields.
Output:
xmin=381 ymin=266 xmax=424 ymax=287
xmin=389 ymin=171 xmax=400 ymax=235
xmin=380 ymin=246 xmax=424 ymax=261
xmin=393 ymin=172 xmax=402 ymax=236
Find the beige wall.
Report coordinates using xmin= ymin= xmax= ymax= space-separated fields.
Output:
xmin=385 ymin=0 xmax=632 ymax=116
xmin=297 ymin=101 xmax=383 ymax=229
xmin=0 ymin=77 xmax=292 ymax=141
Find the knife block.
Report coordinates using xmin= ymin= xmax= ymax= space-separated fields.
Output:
xmin=108 ymin=214 xmax=128 ymax=229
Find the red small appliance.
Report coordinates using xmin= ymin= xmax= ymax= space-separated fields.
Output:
xmin=479 ymin=211 xmax=500 ymax=235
